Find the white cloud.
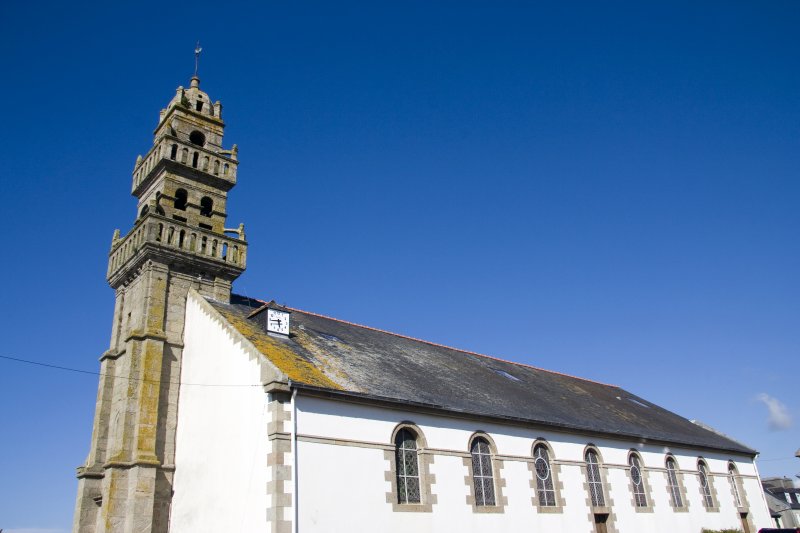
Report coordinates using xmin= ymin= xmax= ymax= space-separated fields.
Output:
xmin=756 ymin=393 xmax=793 ymax=431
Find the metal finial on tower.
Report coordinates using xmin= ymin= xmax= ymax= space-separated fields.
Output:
xmin=194 ymin=41 xmax=203 ymax=78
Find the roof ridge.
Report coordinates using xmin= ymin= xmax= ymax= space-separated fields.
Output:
xmin=284 ymin=304 xmax=618 ymax=388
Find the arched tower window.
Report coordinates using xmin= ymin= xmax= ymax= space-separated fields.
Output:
xmin=174 ymin=189 xmax=188 ymax=211
xmin=585 ymin=449 xmax=605 ymax=507
xmin=395 ymin=428 xmax=420 ymax=504
xmin=139 ymin=205 xmax=149 ymax=219
xmin=189 ymin=130 xmax=206 ymax=146
xmin=665 ymin=456 xmax=684 ymax=508
xmin=628 ymin=453 xmax=647 ymax=507
xmin=533 ymin=443 xmax=557 ymax=506
xmin=192 ymin=152 xmax=199 ymax=168
xmin=470 ymin=437 xmax=495 ymax=506
xmin=200 ymin=197 xmax=213 ymax=217
xmin=170 ymin=144 xmax=178 ymax=159
xmin=155 ymin=192 xmax=165 ymax=215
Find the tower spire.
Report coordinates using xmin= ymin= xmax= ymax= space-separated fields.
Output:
xmin=193 ymin=41 xmax=202 ymax=79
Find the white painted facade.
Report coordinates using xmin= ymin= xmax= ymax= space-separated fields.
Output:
xmin=170 ymin=294 xmax=275 ymax=532
xmin=170 ymin=293 xmax=772 ymax=532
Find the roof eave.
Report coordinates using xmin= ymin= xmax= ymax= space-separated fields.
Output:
xmin=288 ymin=382 xmax=758 ymax=458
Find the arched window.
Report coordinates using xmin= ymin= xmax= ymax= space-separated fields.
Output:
xmin=728 ymin=462 xmax=742 ymax=508
xmin=666 ymin=457 xmax=683 ymax=508
xmin=200 ymin=196 xmax=213 ymax=217
xmin=181 ymin=148 xmax=188 ymax=164
xmin=192 ymin=152 xmax=199 ymax=168
xmin=189 ymin=130 xmax=206 ymax=146
xmin=470 ymin=437 xmax=495 ymax=506
xmin=395 ymin=428 xmax=420 ymax=504
xmin=629 ymin=453 xmax=647 ymax=507
xmin=698 ymin=460 xmax=713 ymax=508
xmin=139 ymin=204 xmax=149 ymax=219
xmin=585 ymin=449 xmax=605 ymax=507
xmin=174 ymin=189 xmax=188 ymax=211
xmin=533 ymin=443 xmax=556 ymax=506
xmin=213 ymin=160 xmax=220 ymax=175
xmin=170 ymin=144 xmax=178 ymax=159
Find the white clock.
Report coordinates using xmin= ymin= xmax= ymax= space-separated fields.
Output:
xmin=266 ymin=308 xmax=290 ymax=335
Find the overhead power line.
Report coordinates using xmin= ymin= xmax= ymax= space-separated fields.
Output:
xmin=0 ymin=354 xmax=261 ymax=388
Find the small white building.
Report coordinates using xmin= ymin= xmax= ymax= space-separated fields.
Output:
xmin=168 ymin=291 xmax=771 ymax=533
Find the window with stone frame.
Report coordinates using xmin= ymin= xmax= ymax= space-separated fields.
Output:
xmin=698 ymin=460 xmax=714 ymax=508
xmin=585 ymin=449 xmax=605 ymax=507
xmin=470 ymin=437 xmax=496 ymax=506
xmin=728 ymin=462 xmax=743 ymax=508
xmin=395 ymin=428 xmax=421 ymax=504
xmin=628 ymin=453 xmax=647 ymax=507
xmin=666 ymin=457 xmax=684 ymax=508
xmin=533 ymin=444 xmax=557 ymax=506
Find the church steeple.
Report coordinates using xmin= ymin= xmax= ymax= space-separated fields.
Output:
xmin=109 ymin=74 xmax=246 ymax=300
xmin=74 ymin=71 xmax=247 ymax=532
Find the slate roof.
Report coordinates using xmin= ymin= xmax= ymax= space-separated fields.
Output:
xmin=209 ymin=294 xmax=755 ymax=456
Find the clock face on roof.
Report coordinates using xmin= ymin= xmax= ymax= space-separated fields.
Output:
xmin=266 ymin=308 xmax=290 ymax=335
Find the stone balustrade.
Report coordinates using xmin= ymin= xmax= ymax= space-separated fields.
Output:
xmin=108 ymin=214 xmax=247 ymax=280
xmin=132 ymin=136 xmax=238 ymax=193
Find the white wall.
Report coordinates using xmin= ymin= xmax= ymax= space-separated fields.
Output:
xmin=169 ymin=294 xmax=270 ymax=532
xmin=165 ymin=296 xmax=772 ymax=532
xmin=295 ymin=395 xmax=772 ymax=533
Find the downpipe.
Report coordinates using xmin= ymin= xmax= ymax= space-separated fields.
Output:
xmin=290 ymin=385 xmax=298 ymax=533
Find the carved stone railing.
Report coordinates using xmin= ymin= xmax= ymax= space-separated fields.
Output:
xmin=108 ymin=214 xmax=247 ymax=280
xmin=131 ymin=136 xmax=238 ymax=194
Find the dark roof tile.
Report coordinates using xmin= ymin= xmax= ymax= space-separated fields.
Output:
xmin=211 ymin=294 xmax=755 ymax=455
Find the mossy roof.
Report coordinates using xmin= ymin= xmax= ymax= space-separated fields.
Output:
xmin=208 ymin=294 xmax=755 ymax=456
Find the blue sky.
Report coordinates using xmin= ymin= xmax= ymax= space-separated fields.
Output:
xmin=1 ymin=1 xmax=798 ymax=530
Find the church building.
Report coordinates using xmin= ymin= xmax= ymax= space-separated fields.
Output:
xmin=73 ymin=73 xmax=771 ymax=533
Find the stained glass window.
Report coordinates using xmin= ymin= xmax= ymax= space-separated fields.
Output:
xmin=699 ymin=461 xmax=714 ymax=508
xmin=395 ymin=429 xmax=421 ymax=504
xmin=666 ymin=457 xmax=683 ymax=508
xmin=534 ymin=444 xmax=557 ymax=506
xmin=729 ymin=463 xmax=742 ymax=508
xmin=585 ymin=449 xmax=605 ymax=507
xmin=629 ymin=454 xmax=647 ymax=507
xmin=470 ymin=438 xmax=496 ymax=506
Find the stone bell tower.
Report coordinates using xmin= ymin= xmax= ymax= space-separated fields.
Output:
xmin=73 ymin=74 xmax=247 ymax=532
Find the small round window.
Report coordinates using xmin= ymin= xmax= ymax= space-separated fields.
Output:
xmin=631 ymin=464 xmax=642 ymax=485
xmin=535 ymin=456 xmax=550 ymax=480
xmin=189 ymin=130 xmax=206 ymax=147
